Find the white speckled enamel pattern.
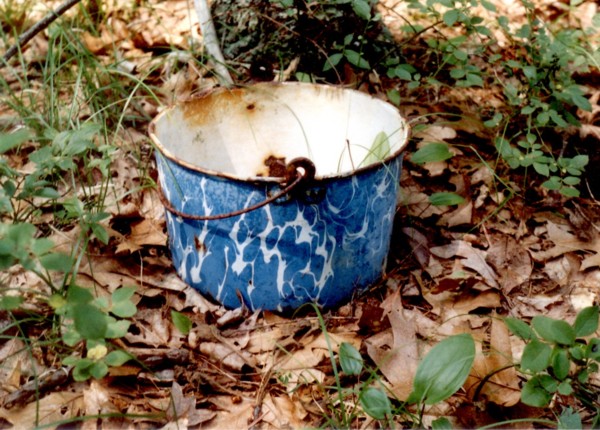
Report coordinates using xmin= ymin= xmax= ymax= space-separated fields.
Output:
xmin=150 ymin=83 xmax=409 ymax=312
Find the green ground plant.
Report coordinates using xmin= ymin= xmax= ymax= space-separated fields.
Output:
xmin=0 ymin=2 xmax=161 ymax=392
xmin=384 ymin=0 xmax=596 ymax=197
xmin=505 ymin=306 xmax=600 ymax=419
xmin=299 ymin=306 xmax=475 ymax=427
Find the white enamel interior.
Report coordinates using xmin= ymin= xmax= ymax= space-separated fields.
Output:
xmin=151 ymin=83 xmax=409 ymax=179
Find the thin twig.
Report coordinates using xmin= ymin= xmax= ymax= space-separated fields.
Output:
xmin=192 ymin=0 xmax=234 ymax=87
xmin=1 ymin=0 xmax=83 ymax=68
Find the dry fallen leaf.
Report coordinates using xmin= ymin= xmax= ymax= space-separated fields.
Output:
xmin=366 ymin=291 xmax=420 ymax=400
xmin=431 ymin=240 xmax=499 ymax=288
xmin=465 ymin=316 xmax=520 ymax=407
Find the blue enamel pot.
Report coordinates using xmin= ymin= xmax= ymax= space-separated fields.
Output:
xmin=149 ymin=83 xmax=409 ymax=312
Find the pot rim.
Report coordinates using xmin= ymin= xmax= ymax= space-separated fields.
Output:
xmin=148 ymin=82 xmax=411 ymax=184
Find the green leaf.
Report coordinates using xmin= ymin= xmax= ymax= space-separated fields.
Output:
xmin=91 ymin=223 xmax=109 ymax=244
xmin=586 ymin=338 xmax=600 ymax=360
xmin=408 ymin=333 xmax=475 ymax=405
xmin=569 ymin=154 xmax=589 ymax=169
xmin=39 ymin=252 xmax=72 ymax=272
xmin=431 ymin=417 xmax=453 ymax=430
xmin=521 ymin=339 xmax=552 ymax=372
xmin=104 ymin=350 xmax=133 ymax=367
xmin=361 ymin=131 xmax=390 ymax=167
xmin=483 ymin=112 xmax=503 ymax=128
xmin=551 ymin=348 xmax=570 ymax=380
xmin=387 ymin=89 xmax=401 ymax=106
xmin=411 ymin=143 xmax=453 ymax=164
xmin=68 ymin=285 xmax=94 ymax=304
xmin=0 ymin=129 xmax=31 ymax=154
xmin=573 ymin=306 xmax=599 ymax=337
xmin=429 ymin=192 xmax=464 ymax=206
xmin=557 ymin=380 xmax=573 ymax=396
xmin=521 ymin=375 xmax=553 ymax=407
xmin=443 ymin=9 xmax=460 ymax=26
xmin=112 ymin=286 xmax=136 ymax=303
xmin=533 ymin=162 xmax=550 ymax=177
xmin=344 ymin=50 xmax=371 ymax=69
xmin=323 ymin=53 xmax=344 ymax=71
xmin=89 ymin=361 xmax=109 ymax=379
xmin=536 ymin=111 xmax=550 ymax=126
xmin=360 ymin=387 xmax=391 ymax=420
xmin=339 ymin=342 xmax=363 ymax=375
xmin=480 ymin=0 xmax=497 ymax=11
xmin=111 ymin=300 xmax=137 ymax=318
xmin=0 ymin=295 xmax=23 ymax=310
xmin=351 ymin=0 xmax=371 ymax=20
xmin=532 ymin=316 xmax=576 ymax=345
xmin=171 ymin=310 xmax=192 ymax=335
xmin=463 ymin=73 xmax=484 ymax=87
xmin=505 ymin=318 xmax=535 ymax=340
xmin=558 ymin=407 xmax=582 ymax=430
xmin=560 ymin=187 xmax=580 ymax=198
xmin=105 ymin=319 xmax=131 ymax=338
xmin=74 ymin=303 xmax=107 ymax=340
xmin=72 ymin=358 xmax=94 ymax=381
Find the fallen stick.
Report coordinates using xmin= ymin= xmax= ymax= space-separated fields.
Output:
xmin=1 ymin=0 xmax=83 ymax=67
xmin=192 ymin=0 xmax=234 ymax=87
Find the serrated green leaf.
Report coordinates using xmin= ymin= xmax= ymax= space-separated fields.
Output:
xmin=171 ymin=310 xmax=192 ymax=335
xmin=339 ymin=342 xmax=363 ymax=376
xmin=429 ymin=192 xmax=464 ymax=206
xmin=408 ymin=333 xmax=475 ymax=405
xmin=411 ymin=143 xmax=453 ymax=164
xmin=533 ymin=316 xmax=576 ymax=345
xmin=104 ymin=350 xmax=133 ymax=367
xmin=521 ymin=339 xmax=552 ymax=372
xmin=360 ymin=387 xmax=391 ymax=419
xmin=573 ymin=306 xmax=598 ymax=337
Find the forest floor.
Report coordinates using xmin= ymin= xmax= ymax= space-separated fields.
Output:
xmin=0 ymin=0 xmax=599 ymax=428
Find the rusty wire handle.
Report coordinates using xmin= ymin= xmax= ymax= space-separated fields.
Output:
xmin=157 ymin=158 xmax=316 ymax=221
